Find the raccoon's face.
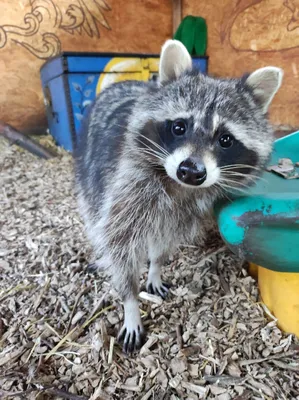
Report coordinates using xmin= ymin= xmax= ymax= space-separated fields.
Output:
xmin=136 ymin=40 xmax=283 ymax=193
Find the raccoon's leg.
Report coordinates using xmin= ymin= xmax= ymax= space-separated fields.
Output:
xmin=114 ymin=266 xmax=146 ymax=353
xmin=146 ymin=240 xmax=170 ymax=299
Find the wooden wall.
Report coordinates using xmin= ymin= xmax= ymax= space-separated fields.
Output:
xmin=0 ymin=0 xmax=172 ymax=133
xmin=1 ymin=0 xmax=299 ymax=133
xmin=185 ymin=0 xmax=299 ymax=130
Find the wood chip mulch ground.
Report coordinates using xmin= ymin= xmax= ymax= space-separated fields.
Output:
xmin=1 ymin=138 xmax=299 ymax=400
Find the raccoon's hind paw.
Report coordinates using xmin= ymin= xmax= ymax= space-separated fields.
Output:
xmin=117 ymin=322 xmax=146 ymax=354
xmin=147 ymin=280 xmax=170 ymax=299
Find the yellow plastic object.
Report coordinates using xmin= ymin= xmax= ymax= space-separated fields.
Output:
xmin=248 ymin=263 xmax=258 ymax=280
xmin=250 ymin=263 xmax=299 ymax=336
xmin=96 ymin=57 xmax=144 ymax=94
xmin=96 ymin=57 xmax=160 ymax=94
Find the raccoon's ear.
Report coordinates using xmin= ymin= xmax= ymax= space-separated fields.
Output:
xmin=245 ymin=67 xmax=283 ymax=113
xmin=159 ymin=40 xmax=192 ymax=83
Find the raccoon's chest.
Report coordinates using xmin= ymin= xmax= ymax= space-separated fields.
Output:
xmin=151 ymin=196 xmax=203 ymax=248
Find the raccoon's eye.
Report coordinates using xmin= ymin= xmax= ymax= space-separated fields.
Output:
xmin=219 ymin=134 xmax=234 ymax=149
xmin=171 ymin=119 xmax=187 ymax=136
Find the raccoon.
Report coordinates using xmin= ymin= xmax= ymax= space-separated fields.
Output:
xmin=74 ymin=40 xmax=283 ymax=353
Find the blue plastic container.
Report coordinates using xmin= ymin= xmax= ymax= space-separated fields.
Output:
xmin=40 ymin=52 xmax=208 ymax=152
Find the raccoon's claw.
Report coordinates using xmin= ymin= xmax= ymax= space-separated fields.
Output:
xmin=117 ymin=323 xmax=146 ymax=354
xmin=147 ymin=281 xmax=170 ymax=299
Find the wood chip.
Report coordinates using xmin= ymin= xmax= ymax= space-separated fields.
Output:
xmin=108 ymin=336 xmax=115 ymax=364
xmin=233 ymin=390 xmax=252 ymax=400
xmin=138 ymin=291 xmax=163 ymax=305
xmin=181 ymin=381 xmax=208 ymax=397
xmin=116 ymin=384 xmax=141 ymax=392
xmin=176 ymin=324 xmax=183 ymax=349
xmin=247 ymin=376 xmax=274 ymax=397
xmin=271 ymin=359 xmax=299 ymax=371
xmin=0 ymin=347 xmax=25 ymax=367
xmin=140 ymin=386 xmax=155 ymax=400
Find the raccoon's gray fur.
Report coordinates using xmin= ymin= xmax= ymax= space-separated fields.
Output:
xmin=74 ymin=40 xmax=283 ymax=353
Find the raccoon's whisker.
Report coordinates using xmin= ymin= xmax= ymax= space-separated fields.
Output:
xmin=219 ymin=179 xmax=249 ymax=188
xmin=228 ymin=187 xmax=252 ymax=195
xmin=221 ymin=171 xmax=255 ymax=176
xmin=137 ymin=134 xmax=170 ymax=157
xmin=115 ymin=124 xmax=169 ymax=158
xmin=221 ymin=172 xmax=258 ymax=181
xmin=220 ymin=164 xmax=261 ymax=171
xmin=213 ymin=183 xmax=228 ymax=201
xmin=138 ymin=144 xmax=167 ymax=159
xmin=214 ymin=183 xmax=233 ymax=202
xmin=139 ymin=148 xmax=164 ymax=158
xmin=113 ymin=124 xmax=168 ymax=155
xmin=216 ymin=182 xmax=251 ymax=195
xmin=143 ymin=138 xmax=169 ymax=156
xmin=220 ymin=163 xmax=261 ymax=169
xmin=135 ymin=139 xmax=168 ymax=159
xmin=221 ymin=172 xmax=267 ymax=184
xmin=138 ymin=148 xmax=166 ymax=163
xmin=220 ymin=164 xmax=260 ymax=169
xmin=223 ymin=191 xmax=234 ymax=203
xmin=135 ymin=156 xmax=159 ymax=168
xmin=218 ymin=177 xmax=253 ymax=189
xmin=144 ymin=159 xmax=164 ymax=168
xmin=136 ymin=144 xmax=168 ymax=165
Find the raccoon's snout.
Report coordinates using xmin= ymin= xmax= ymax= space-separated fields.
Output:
xmin=177 ymin=159 xmax=207 ymax=186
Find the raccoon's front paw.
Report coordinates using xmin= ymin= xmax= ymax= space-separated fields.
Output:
xmin=117 ymin=322 xmax=146 ymax=354
xmin=146 ymin=277 xmax=170 ymax=299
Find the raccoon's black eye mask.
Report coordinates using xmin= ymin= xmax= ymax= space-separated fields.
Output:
xmin=213 ymin=126 xmax=258 ymax=171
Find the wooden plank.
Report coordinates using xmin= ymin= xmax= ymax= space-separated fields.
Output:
xmin=172 ymin=0 xmax=182 ymax=35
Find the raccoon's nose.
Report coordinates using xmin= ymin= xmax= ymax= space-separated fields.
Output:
xmin=177 ymin=159 xmax=207 ymax=186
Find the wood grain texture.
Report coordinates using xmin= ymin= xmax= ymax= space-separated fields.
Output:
xmin=0 ymin=0 xmax=172 ymax=133
xmin=2 ymin=0 xmax=298 ymax=132
xmin=172 ymin=0 xmax=182 ymax=35
xmin=185 ymin=0 xmax=299 ymax=129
